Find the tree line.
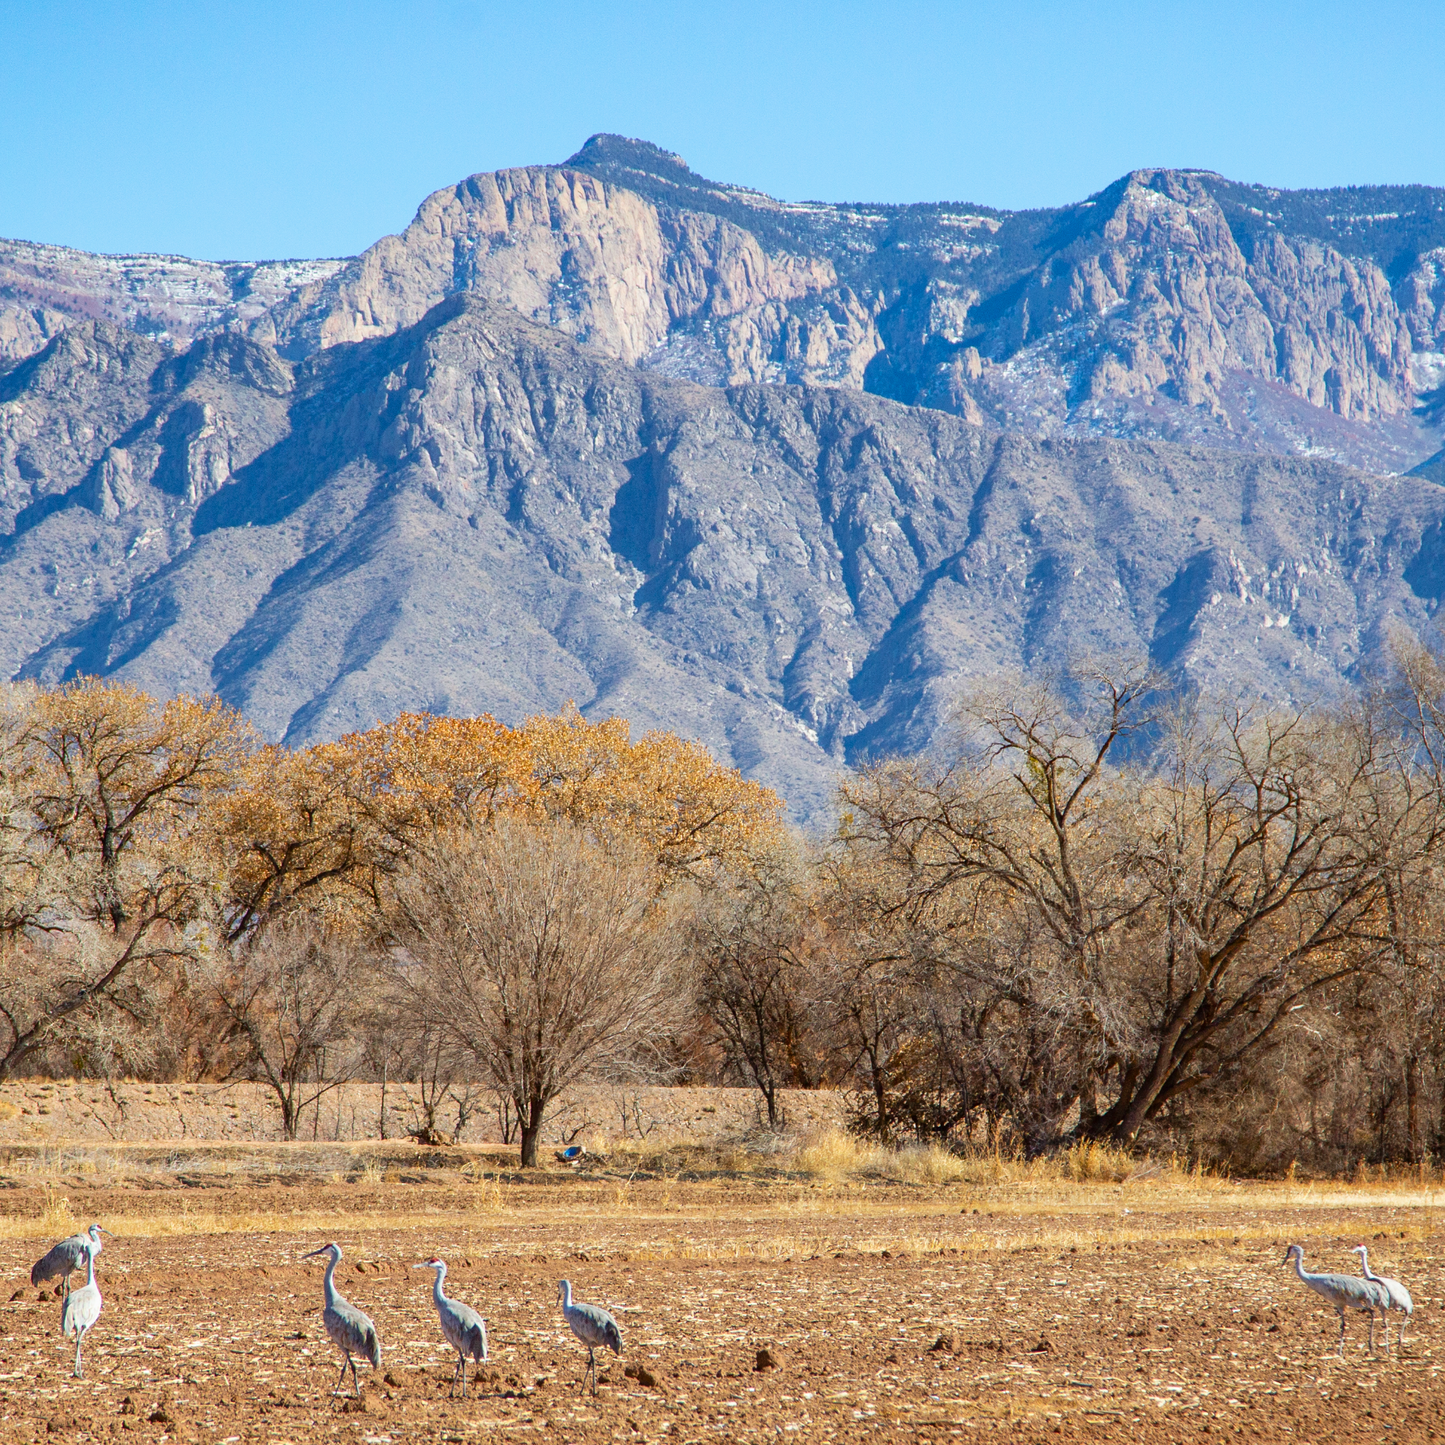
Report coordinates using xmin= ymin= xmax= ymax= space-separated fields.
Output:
xmin=7 ymin=641 xmax=1445 ymax=1173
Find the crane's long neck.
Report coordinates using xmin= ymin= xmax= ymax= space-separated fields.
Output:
xmin=560 ymin=1282 xmax=573 ymax=1309
xmin=322 ymin=1253 xmax=341 ymax=1306
xmin=432 ymin=1269 xmax=448 ymax=1307
xmin=1291 ymin=1253 xmax=1313 ymax=1283
xmin=1358 ymin=1250 xmax=1376 ymax=1279
xmin=84 ymin=1250 xmax=96 ymax=1290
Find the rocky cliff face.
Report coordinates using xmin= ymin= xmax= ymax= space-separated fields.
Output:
xmin=0 ymin=240 xmax=342 ymax=365
xmin=4 ymin=142 xmax=1445 ymax=819
xmin=6 ymin=142 xmax=1442 ymax=473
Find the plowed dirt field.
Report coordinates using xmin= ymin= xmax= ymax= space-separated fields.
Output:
xmin=0 ymin=1164 xmax=1441 ymax=1443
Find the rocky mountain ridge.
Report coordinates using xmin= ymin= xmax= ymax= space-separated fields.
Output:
xmin=4 ymin=141 xmax=1445 ymax=820
xmin=6 ymin=137 xmax=1442 ymax=473
xmin=7 ymin=297 xmax=1445 ymax=820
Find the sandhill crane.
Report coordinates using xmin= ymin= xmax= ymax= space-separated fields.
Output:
xmin=414 ymin=1258 xmax=489 ymax=1398
xmin=301 ymin=1242 xmax=381 ymax=1397
xmin=557 ymin=1279 xmax=622 ymax=1396
xmin=59 ymin=1240 xmax=102 ymax=1378
xmin=1355 ymin=1245 xmax=1414 ymax=1349
xmin=1282 ymin=1243 xmax=1389 ymax=1357
xmin=32 ymin=1224 xmax=111 ymax=1298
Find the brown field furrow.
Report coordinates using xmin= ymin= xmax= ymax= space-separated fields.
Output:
xmin=0 ymin=1158 xmax=1441 ymax=1443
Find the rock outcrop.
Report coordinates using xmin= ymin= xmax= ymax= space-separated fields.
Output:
xmin=0 ymin=239 xmax=342 ymax=366
xmin=6 ymin=144 xmax=1442 ymax=474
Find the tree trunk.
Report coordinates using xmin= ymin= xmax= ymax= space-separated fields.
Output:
xmin=1406 ymin=1057 xmax=1420 ymax=1163
xmin=279 ymin=1091 xmax=301 ymax=1140
xmin=519 ymin=1093 xmax=546 ymax=1168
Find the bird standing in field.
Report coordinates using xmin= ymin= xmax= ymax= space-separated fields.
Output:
xmin=414 ymin=1257 xmax=489 ymax=1398
xmin=1355 ymin=1245 xmax=1414 ymax=1349
xmin=59 ymin=1240 xmax=102 ymax=1378
xmin=557 ymin=1278 xmax=622 ymax=1396
xmin=301 ymin=1242 xmax=381 ymax=1398
xmin=1282 ymin=1243 xmax=1389 ymax=1357
xmin=32 ymin=1223 xmax=111 ymax=1298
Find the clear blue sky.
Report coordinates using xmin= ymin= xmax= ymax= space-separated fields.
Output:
xmin=5 ymin=0 xmax=1443 ymax=262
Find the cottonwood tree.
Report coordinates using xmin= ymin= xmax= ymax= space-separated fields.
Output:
xmin=0 ymin=680 xmax=253 ymax=1079
xmin=384 ymin=817 xmax=685 ymax=1166
xmin=837 ymin=665 xmax=1158 ymax=1138
xmin=207 ymin=742 xmax=373 ymax=942
xmin=1097 ymin=704 xmax=1398 ymax=1141
xmin=336 ymin=705 xmax=786 ymax=885
xmin=838 ymin=664 xmax=1425 ymax=1146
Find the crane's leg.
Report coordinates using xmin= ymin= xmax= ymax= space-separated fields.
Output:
xmin=1368 ymin=1311 xmax=1376 ymax=1354
xmin=450 ymin=1352 xmax=462 ymax=1399
xmin=332 ymin=1354 xmax=350 ymax=1397
xmin=1399 ymin=1313 xmax=1408 ymax=1348
xmin=460 ymin=1355 xmax=468 ymax=1400
xmin=73 ymin=1333 xmax=83 ymax=1379
xmin=350 ymin=1355 xmax=362 ymax=1398
xmin=1337 ymin=1308 xmax=1346 ymax=1359
xmin=588 ymin=1345 xmax=598 ymax=1396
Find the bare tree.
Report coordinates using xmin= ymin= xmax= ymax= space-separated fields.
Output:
xmin=207 ymin=921 xmax=372 ymax=1139
xmin=396 ymin=1011 xmax=482 ymax=1146
xmin=838 ymin=664 xmax=1425 ymax=1147
xmin=694 ymin=856 xmax=828 ymax=1130
xmin=383 ymin=818 xmax=686 ymax=1166
xmin=837 ymin=665 xmax=1158 ymax=1138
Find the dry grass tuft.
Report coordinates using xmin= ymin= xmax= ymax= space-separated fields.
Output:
xmin=39 ymin=1182 xmax=75 ymax=1233
xmin=793 ymin=1129 xmax=868 ymax=1179
xmin=1064 ymin=1140 xmax=1138 ymax=1183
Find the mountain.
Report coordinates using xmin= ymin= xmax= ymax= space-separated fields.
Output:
xmin=8 ymin=137 xmax=1442 ymax=469
xmin=4 ymin=140 xmax=1445 ymax=821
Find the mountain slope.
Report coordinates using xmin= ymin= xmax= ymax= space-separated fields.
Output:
xmin=6 ymin=142 xmax=1445 ymax=820
xmin=6 ymin=294 xmax=1445 ymax=821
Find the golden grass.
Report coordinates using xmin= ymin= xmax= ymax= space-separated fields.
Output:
xmin=38 ymin=1181 xmax=75 ymax=1233
xmin=785 ymin=1128 xmax=1210 ymax=1190
xmin=4 ymin=1124 xmax=1445 ymax=1262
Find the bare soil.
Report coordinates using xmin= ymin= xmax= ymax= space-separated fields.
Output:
xmin=0 ymin=1081 xmax=844 ymax=1147
xmin=0 ymin=1163 xmax=1441 ymax=1443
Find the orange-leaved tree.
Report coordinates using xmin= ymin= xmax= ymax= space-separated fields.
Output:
xmin=331 ymin=703 xmax=784 ymax=886
xmin=0 ymin=679 xmax=254 ymax=1078
xmin=206 ymin=740 xmax=376 ymax=941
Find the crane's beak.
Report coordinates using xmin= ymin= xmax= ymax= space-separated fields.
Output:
xmin=301 ymin=1247 xmax=329 ymax=1259
xmin=98 ymin=1228 xmax=114 ymax=1238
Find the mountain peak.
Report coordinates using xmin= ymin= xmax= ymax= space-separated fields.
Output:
xmin=564 ymin=134 xmax=695 ymax=184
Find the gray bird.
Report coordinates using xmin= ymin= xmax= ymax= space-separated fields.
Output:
xmin=557 ymin=1278 xmax=622 ymax=1396
xmin=1282 ymin=1243 xmax=1389 ymax=1357
xmin=59 ymin=1240 xmax=102 ymax=1378
xmin=301 ymin=1242 xmax=381 ymax=1397
xmin=414 ymin=1257 xmax=489 ymax=1398
xmin=1355 ymin=1245 xmax=1414 ymax=1349
xmin=32 ymin=1224 xmax=111 ymax=1298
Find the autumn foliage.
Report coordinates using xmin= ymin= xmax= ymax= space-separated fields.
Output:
xmin=209 ymin=703 xmax=783 ymax=935
xmin=16 ymin=655 xmax=1445 ymax=1177
xmin=1 ymin=680 xmax=783 ymax=1107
